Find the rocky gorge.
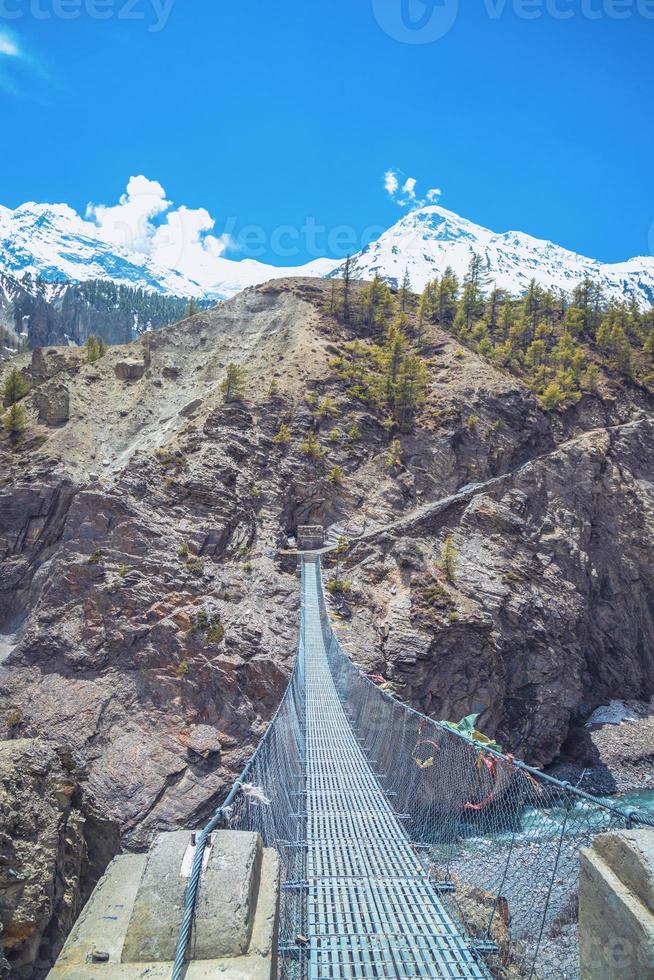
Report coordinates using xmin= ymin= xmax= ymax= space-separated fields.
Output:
xmin=1 ymin=276 xmax=654 ymax=975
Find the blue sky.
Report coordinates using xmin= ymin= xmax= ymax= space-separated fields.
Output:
xmin=0 ymin=0 xmax=653 ymax=266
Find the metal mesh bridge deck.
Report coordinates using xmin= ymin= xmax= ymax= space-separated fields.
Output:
xmin=301 ymin=555 xmax=487 ymax=979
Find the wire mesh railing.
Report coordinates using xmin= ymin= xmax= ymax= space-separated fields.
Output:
xmin=173 ymin=553 xmax=654 ymax=979
xmin=172 ymin=560 xmax=308 ymax=980
xmin=316 ymin=565 xmax=654 ymax=979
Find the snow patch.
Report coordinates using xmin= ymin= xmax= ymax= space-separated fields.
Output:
xmin=586 ymin=700 xmax=640 ymax=727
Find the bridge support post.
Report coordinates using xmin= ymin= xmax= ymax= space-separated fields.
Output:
xmin=297 ymin=525 xmax=324 ymax=551
xmin=579 ymin=828 xmax=654 ymax=978
xmin=48 ymin=830 xmax=280 ymax=979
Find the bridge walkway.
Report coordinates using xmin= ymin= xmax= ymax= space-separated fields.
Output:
xmin=301 ymin=555 xmax=488 ymax=979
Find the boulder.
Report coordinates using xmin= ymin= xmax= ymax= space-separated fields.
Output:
xmin=33 ymin=383 xmax=69 ymax=426
xmin=114 ymin=361 xmax=145 ymax=382
xmin=182 ymin=725 xmax=223 ymax=759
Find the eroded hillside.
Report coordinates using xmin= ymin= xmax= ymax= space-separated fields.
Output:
xmin=1 ymin=275 xmax=654 ymax=971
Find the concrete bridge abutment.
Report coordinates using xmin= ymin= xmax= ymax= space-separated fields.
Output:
xmin=579 ymin=827 xmax=654 ymax=978
xmin=48 ymin=830 xmax=280 ymax=979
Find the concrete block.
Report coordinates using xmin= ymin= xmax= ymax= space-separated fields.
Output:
xmin=48 ymin=831 xmax=281 ymax=979
xmin=579 ymin=828 xmax=654 ymax=979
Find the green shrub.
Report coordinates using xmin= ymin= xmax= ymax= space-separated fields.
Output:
xmin=221 ymin=363 xmax=246 ymax=402
xmin=273 ymin=423 xmax=291 ymax=446
xmin=2 ymin=368 xmax=30 ymax=405
xmin=6 ymin=708 xmax=22 ymax=728
xmin=327 ymin=466 xmax=344 ymax=485
xmin=300 ymin=431 xmax=326 ymax=459
xmin=386 ymin=438 xmax=402 ymax=468
xmin=334 ymin=536 xmax=349 ymax=556
xmin=317 ymin=396 xmax=338 ymax=419
xmin=206 ymin=623 xmax=225 ymax=644
xmin=4 ymin=403 xmax=27 ymax=434
xmin=440 ymin=536 xmax=458 ymax=584
xmin=86 ymin=335 xmax=107 ymax=364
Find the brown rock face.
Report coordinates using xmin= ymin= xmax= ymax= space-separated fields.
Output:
xmin=0 ymin=739 xmax=119 ymax=979
xmin=343 ymin=419 xmax=654 ymax=764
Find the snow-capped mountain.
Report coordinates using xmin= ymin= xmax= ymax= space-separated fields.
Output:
xmin=0 ymin=202 xmax=338 ymax=301
xmin=1 ymin=199 xmax=653 ymax=310
xmin=341 ymin=206 xmax=654 ymax=309
xmin=0 ymin=203 xmax=207 ymax=297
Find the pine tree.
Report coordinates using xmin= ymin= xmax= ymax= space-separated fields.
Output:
xmin=386 ymin=437 xmax=402 ymax=468
xmin=86 ymin=335 xmax=99 ymax=363
xmin=221 ymin=363 xmax=246 ymax=402
xmin=455 ymin=255 xmax=486 ymax=334
xmin=4 ymin=402 xmax=27 ymax=434
xmin=440 ymin=535 xmax=458 ymax=584
xmin=383 ymin=320 xmax=407 ymax=404
xmin=300 ymin=431 xmax=325 ymax=459
xmin=272 ymin=422 xmax=291 ymax=445
xmin=360 ymin=275 xmax=393 ymax=336
xmin=341 ymin=255 xmax=355 ymax=325
xmin=187 ymin=298 xmax=199 ymax=317
xmin=2 ymin=368 xmax=30 ymax=406
xmin=399 ymin=267 xmax=412 ymax=313
xmin=436 ymin=267 xmax=460 ymax=327
xmin=394 ymin=352 xmax=428 ymax=431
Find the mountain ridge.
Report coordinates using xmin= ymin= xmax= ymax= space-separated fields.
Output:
xmin=339 ymin=205 xmax=654 ymax=309
xmin=1 ymin=198 xmax=653 ymax=309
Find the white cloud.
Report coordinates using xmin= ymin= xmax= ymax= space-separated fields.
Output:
xmin=384 ymin=168 xmax=442 ymax=209
xmin=0 ymin=28 xmax=29 ymax=94
xmin=85 ymin=175 xmax=237 ymax=289
xmin=86 ymin=175 xmax=170 ymax=252
xmin=0 ymin=28 xmax=52 ymax=98
xmin=402 ymin=177 xmax=417 ymax=199
xmin=384 ymin=170 xmax=399 ymax=197
xmin=0 ymin=30 xmax=20 ymax=58
xmin=151 ymin=205 xmax=234 ymax=282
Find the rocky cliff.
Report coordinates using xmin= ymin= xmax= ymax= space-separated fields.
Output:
xmin=0 ymin=740 xmax=119 ymax=978
xmin=1 ymin=277 xmax=654 ymax=971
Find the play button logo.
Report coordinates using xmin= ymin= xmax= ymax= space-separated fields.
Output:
xmin=372 ymin=0 xmax=459 ymax=44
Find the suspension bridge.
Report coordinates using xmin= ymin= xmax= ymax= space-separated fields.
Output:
xmin=170 ymin=547 xmax=653 ymax=980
